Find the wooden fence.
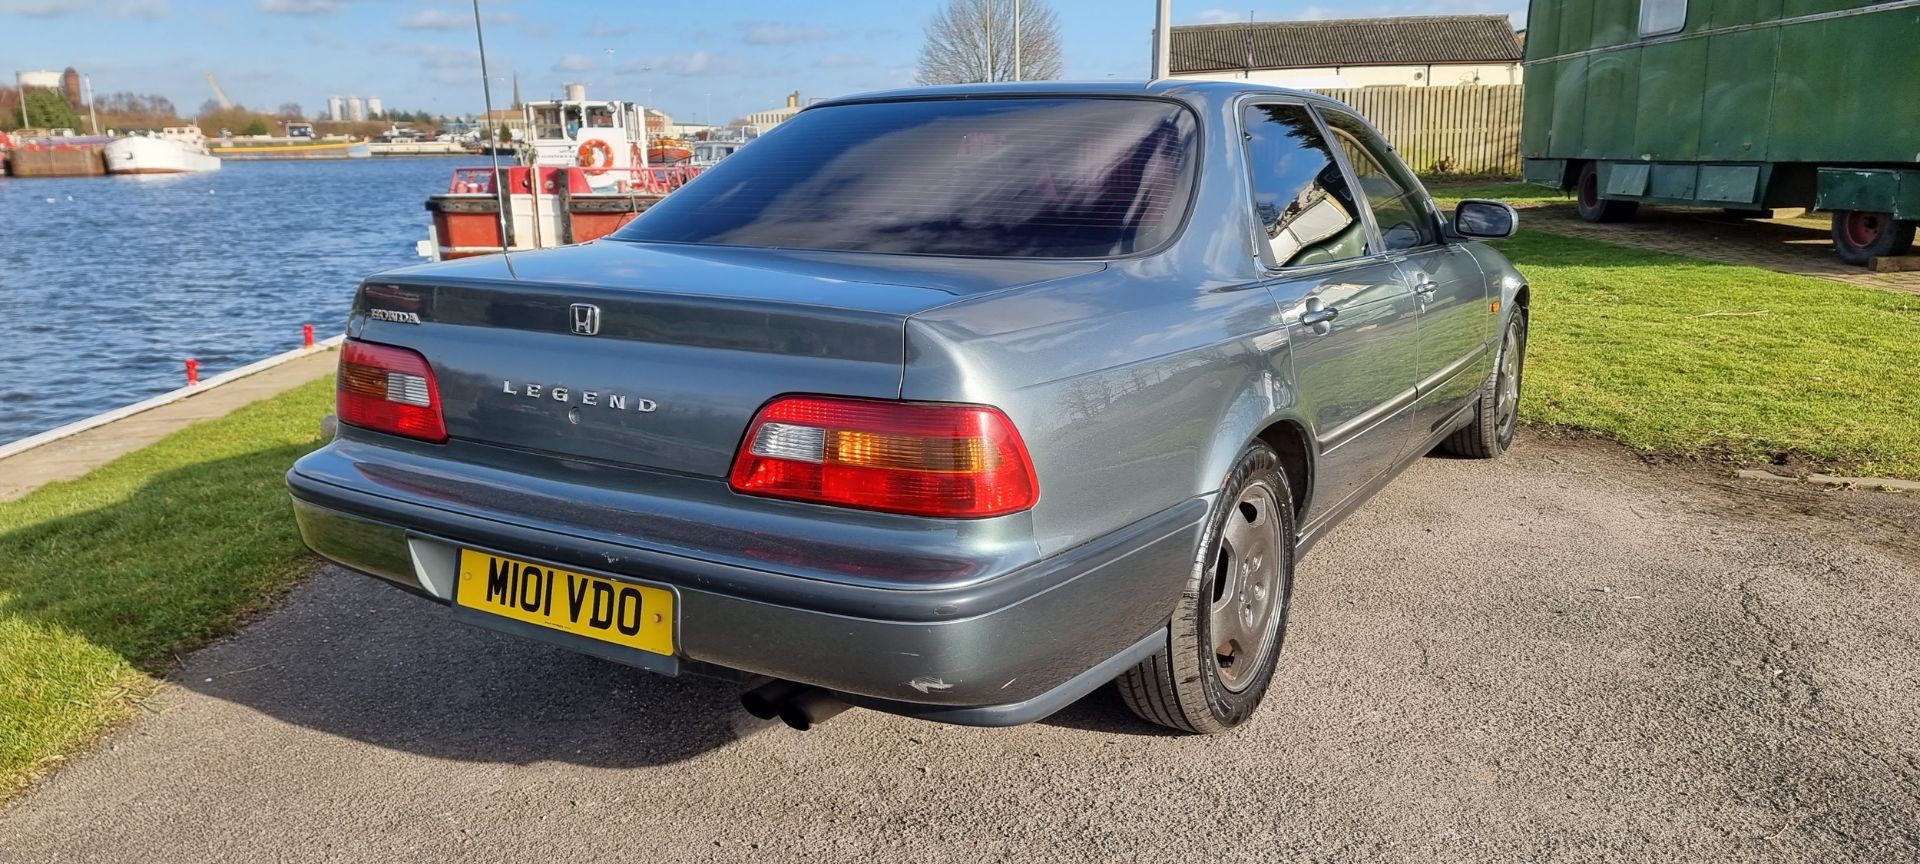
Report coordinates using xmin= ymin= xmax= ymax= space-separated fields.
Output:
xmin=1311 ymin=85 xmax=1523 ymax=178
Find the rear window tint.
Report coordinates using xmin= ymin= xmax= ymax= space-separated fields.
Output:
xmin=613 ymin=97 xmax=1198 ymax=258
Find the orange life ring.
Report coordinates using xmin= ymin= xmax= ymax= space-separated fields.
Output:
xmin=576 ymin=139 xmax=614 ymax=173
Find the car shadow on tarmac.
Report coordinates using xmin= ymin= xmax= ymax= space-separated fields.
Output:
xmin=169 ymin=564 xmax=1176 ymax=766
xmin=175 ymin=569 xmax=759 ymax=767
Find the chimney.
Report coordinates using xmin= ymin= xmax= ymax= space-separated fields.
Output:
xmin=786 ymin=91 xmax=799 ymax=109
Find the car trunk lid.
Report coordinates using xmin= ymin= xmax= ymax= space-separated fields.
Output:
xmin=350 ymin=241 xmax=1100 ymax=477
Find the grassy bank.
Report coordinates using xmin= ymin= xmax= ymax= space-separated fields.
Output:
xmin=1499 ymin=231 xmax=1920 ymax=478
xmin=0 ymin=376 xmax=334 ymax=799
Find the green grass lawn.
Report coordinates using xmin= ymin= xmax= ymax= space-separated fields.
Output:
xmin=1499 ymin=231 xmax=1920 ymax=478
xmin=1426 ymin=180 xmax=1569 ymax=206
xmin=0 ymin=376 xmax=334 ymax=799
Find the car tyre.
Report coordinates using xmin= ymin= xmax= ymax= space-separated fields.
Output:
xmin=1442 ymin=311 xmax=1527 ymax=458
xmin=1117 ymin=442 xmax=1295 ymax=734
xmin=1575 ymin=162 xmax=1638 ymax=223
xmin=1830 ymin=210 xmax=1916 ymax=265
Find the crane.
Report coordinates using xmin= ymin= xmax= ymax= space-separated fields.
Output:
xmin=205 ymin=72 xmax=232 ymax=109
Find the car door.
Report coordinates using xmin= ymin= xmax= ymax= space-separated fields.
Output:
xmin=1239 ymin=101 xmax=1420 ymax=525
xmin=1319 ymin=111 xmax=1492 ymax=439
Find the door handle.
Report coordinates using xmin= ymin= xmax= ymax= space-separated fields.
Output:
xmin=1413 ymin=281 xmax=1440 ymax=303
xmin=1299 ymin=300 xmax=1338 ymax=333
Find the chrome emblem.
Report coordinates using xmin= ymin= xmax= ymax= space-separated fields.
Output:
xmin=570 ymin=303 xmax=601 ymax=336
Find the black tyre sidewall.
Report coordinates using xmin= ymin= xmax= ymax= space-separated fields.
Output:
xmin=1832 ymin=211 xmax=1917 ymax=264
xmin=1575 ymin=163 xmax=1604 ymax=222
xmin=1187 ymin=446 xmax=1295 ymax=729
xmin=1495 ymin=313 xmax=1528 ymax=450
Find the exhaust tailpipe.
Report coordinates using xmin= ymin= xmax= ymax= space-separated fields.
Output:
xmin=740 ymin=679 xmax=806 ymax=720
xmin=739 ymin=679 xmax=851 ymax=730
xmin=778 ymin=688 xmax=850 ymax=731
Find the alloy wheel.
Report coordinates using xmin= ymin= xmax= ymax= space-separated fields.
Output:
xmin=1209 ymin=481 xmax=1284 ymax=693
xmin=1496 ymin=318 xmax=1523 ymax=441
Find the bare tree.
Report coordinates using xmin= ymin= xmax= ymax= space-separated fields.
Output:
xmin=916 ymin=0 xmax=1063 ymax=85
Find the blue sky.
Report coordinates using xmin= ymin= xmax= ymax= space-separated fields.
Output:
xmin=1 ymin=0 xmax=1524 ymax=125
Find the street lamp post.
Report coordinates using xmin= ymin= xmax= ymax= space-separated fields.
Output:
xmin=1152 ymin=0 xmax=1171 ymax=79
xmin=1014 ymin=0 xmax=1022 ymax=82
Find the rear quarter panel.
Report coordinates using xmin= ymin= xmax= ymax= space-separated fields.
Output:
xmin=902 ymin=88 xmax=1301 ymax=556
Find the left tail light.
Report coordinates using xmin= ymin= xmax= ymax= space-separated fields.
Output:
xmin=337 ymin=339 xmax=447 ymax=443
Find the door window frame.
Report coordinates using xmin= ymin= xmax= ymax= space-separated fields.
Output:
xmin=1235 ymin=94 xmax=1391 ymax=276
xmin=1638 ymin=0 xmax=1686 ymax=37
xmin=1310 ymin=105 xmax=1450 ymax=256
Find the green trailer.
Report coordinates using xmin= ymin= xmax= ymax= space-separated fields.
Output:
xmin=1521 ymin=0 xmax=1920 ymax=264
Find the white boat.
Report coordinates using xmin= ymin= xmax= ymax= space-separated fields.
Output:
xmin=104 ymin=127 xmax=222 ymax=175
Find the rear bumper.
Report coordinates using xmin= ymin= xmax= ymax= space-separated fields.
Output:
xmin=287 ymin=452 xmax=1203 ymax=725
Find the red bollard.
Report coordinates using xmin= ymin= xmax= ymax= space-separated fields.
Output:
xmin=303 ymin=323 xmax=315 ymax=348
xmin=185 ymin=358 xmax=200 ymax=386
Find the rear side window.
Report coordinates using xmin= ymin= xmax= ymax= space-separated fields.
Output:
xmin=1241 ymin=104 xmax=1369 ymax=267
xmin=614 ymin=98 xmax=1198 ymax=258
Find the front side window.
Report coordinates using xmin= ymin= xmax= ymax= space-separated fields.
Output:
xmin=1639 ymin=0 xmax=1686 ymax=36
xmin=1321 ymin=112 xmax=1437 ymax=253
xmin=1241 ymin=104 xmax=1369 ymax=268
xmin=615 ymin=98 xmax=1197 ymax=258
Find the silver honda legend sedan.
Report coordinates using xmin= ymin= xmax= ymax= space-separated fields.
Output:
xmin=289 ymin=81 xmax=1527 ymax=734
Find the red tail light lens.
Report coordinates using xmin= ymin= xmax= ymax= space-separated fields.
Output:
xmin=729 ymin=396 xmax=1039 ymax=518
xmin=337 ymin=339 xmax=447 ymax=443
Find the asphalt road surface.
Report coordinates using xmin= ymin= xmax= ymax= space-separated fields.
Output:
xmin=4 ymin=433 xmax=1917 ymax=863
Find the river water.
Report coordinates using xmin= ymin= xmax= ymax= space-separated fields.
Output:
xmin=0 ymin=156 xmax=484 ymax=445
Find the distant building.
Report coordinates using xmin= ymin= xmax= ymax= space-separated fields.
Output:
xmin=327 ymin=96 xmax=344 ymax=122
xmin=15 ymin=69 xmax=61 ymax=90
xmin=1169 ymin=15 xmax=1522 ymax=89
xmin=367 ymin=97 xmax=383 ymax=118
xmin=644 ymin=107 xmax=673 ymax=137
xmin=745 ymin=91 xmax=803 ymax=131
xmin=61 ymin=67 xmax=81 ymax=106
xmin=347 ymin=97 xmax=366 ymax=122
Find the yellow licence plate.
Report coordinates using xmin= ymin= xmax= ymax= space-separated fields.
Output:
xmin=455 ymin=550 xmax=675 ymax=657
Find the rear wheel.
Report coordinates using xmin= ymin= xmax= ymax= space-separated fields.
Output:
xmin=1575 ymin=162 xmax=1638 ymax=223
xmin=1117 ymin=443 xmax=1295 ymax=734
xmin=1831 ymin=210 xmax=1916 ymax=265
xmin=1442 ymin=312 xmax=1527 ymax=458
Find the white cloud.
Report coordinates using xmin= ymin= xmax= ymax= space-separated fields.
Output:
xmin=814 ymin=53 xmax=872 ymax=70
xmin=586 ymin=20 xmax=636 ymax=38
xmin=552 ymin=53 xmax=600 ymax=74
xmin=734 ymin=20 xmax=828 ymax=45
xmin=1 ymin=0 xmax=168 ymax=16
xmin=1188 ymin=9 xmax=1245 ymax=25
xmin=111 ymin=0 xmax=168 ymax=18
xmin=398 ymin=8 xmax=466 ymax=29
xmin=619 ymin=52 xmax=751 ymax=78
xmin=258 ymin=0 xmax=342 ymax=16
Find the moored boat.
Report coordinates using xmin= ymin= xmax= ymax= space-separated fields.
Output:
xmin=104 ymin=127 xmax=221 ymax=175
xmin=421 ymin=84 xmax=705 ymax=260
xmin=648 ymin=137 xmax=693 ymax=165
xmin=210 ymin=138 xmax=370 ymax=160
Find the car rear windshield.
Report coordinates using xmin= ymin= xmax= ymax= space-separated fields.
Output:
xmin=613 ymin=97 xmax=1198 ymax=258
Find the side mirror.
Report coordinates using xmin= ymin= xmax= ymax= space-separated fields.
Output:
xmin=1452 ymin=199 xmax=1518 ymax=240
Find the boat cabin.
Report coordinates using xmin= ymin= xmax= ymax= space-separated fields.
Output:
xmin=523 ymin=87 xmax=648 ymax=187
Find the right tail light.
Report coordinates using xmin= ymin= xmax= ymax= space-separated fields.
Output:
xmin=728 ymin=395 xmax=1038 ymax=518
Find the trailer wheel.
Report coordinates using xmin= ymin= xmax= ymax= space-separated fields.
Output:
xmin=1831 ymin=211 xmax=1916 ymax=265
xmin=1575 ymin=162 xmax=1638 ymax=223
